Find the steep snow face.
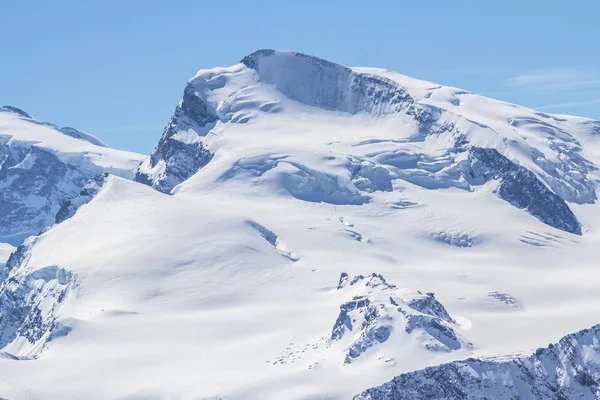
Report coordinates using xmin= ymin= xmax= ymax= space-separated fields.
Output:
xmin=240 ymin=50 xmax=416 ymax=116
xmin=356 ymin=324 xmax=600 ymax=400
xmin=0 ymin=107 xmax=144 ymax=244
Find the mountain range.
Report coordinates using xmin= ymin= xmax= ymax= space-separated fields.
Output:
xmin=1 ymin=50 xmax=600 ymax=399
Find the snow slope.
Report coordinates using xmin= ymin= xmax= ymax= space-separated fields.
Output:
xmin=1 ymin=51 xmax=600 ymax=399
xmin=0 ymin=106 xmax=144 ymax=244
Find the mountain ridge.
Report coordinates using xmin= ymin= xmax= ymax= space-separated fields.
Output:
xmin=0 ymin=106 xmax=144 ymax=244
xmin=1 ymin=50 xmax=600 ymax=399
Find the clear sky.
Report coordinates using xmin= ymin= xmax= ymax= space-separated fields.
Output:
xmin=2 ymin=0 xmax=599 ymax=154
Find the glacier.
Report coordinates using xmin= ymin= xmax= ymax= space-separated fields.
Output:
xmin=0 ymin=50 xmax=599 ymax=399
xmin=137 ymin=50 xmax=591 ymax=235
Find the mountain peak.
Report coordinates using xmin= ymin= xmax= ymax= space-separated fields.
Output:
xmin=240 ymin=49 xmax=342 ymax=72
xmin=0 ymin=110 xmax=144 ymax=244
xmin=4 ymin=50 xmax=600 ymax=399
xmin=1 ymin=105 xmax=32 ymax=119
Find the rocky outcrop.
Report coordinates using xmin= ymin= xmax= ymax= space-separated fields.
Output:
xmin=355 ymin=324 xmax=600 ymax=400
xmin=469 ymin=147 xmax=581 ymax=235
xmin=55 ymin=173 xmax=108 ymax=224
xmin=0 ymin=141 xmax=90 ymax=244
xmin=135 ymin=84 xmax=216 ymax=193
xmin=1 ymin=106 xmax=32 ymax=119
xmin=333 ymin=273 xmax=466 ymax=364
xmin=0 ymin=239 xmax=75 ymax=359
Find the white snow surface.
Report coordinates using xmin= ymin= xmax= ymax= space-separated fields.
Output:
xmin=0 ymin=243 xmax=15 ymax=267
xmin=0 ymin=109 xmax=144 ymax=178
xmin=1 ymin=51 xmax=600 ymax=399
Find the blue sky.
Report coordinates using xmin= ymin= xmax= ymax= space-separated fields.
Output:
xmin=2 ymin=0 xmax=599 ymax=154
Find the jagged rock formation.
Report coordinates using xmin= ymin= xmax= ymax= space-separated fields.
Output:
xmin=355 ymin=324 xmax=600 ymax=400
xmin=135 ymin=84 xmax=216 ymax=193
xmin=1 ymin=106 xmax=32 ymax=119
xmin=55 ymin=173 xmax=108 ymax=224
xmin=469 ymin=147 xmax=581 ymax=234
xmin=333 ymin=273 xmax=467 ymax=364
xmin=0 ymin=238 xmax=75 ymax=359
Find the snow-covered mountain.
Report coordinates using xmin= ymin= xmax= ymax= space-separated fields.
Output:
xmin=1 ymin=50 xmax=600 ymax=399
xmin=0 ymin=106 xmax=144 ymax=244
xmin=137 ymin=50 xmax=596 ymax=235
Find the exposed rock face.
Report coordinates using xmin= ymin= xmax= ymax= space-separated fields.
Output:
xmin=55 ymin=173 xmax=108 ymax=224
xmin=1 ymin=106 xmax=32 ymax=119
xmin=0 ymin=141 xmax=90 ymax=244
xmin=135 ymin=84 xmax=216 ymax=193
xmin=0 ymin=107 xmax=143 ymax=244
xmin=355 ymin=324 xmax=600 ymax=400
xmin=509 ymin=116 xmax=596 ymax=205
xmin=373 ymin=145 xmax=583 ymax=235
xmin=469 ymin=147 xmax=581 ymax=235
xmin=0 ymin=238 xmax=75 ymax=359
xmin=333 ymin=273 xmax=466 ymax=364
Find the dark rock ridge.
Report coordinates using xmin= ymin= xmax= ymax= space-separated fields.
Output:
xmin=333 ymin=273 xmax=466 ymax=364
xmin=355 ymin=324 xmax=600 ymax=400
xmin=469 ymin=147 xmax=581 ymax=235
xmin=1 ymin=106 xmax=32 ymax=119
xmin=55 ymin=173 xmax=108 ymax=224
xmin=374 ymin=144 xmax=582 ymax=234
xmin=0 ymin=238 xmax=75 ymax=358
xmin=135 ymin=84 xmax=216 ymax=193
